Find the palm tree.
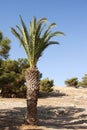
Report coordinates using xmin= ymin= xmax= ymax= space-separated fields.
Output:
xmin=11 ymin=16 xmax=64 ymax=125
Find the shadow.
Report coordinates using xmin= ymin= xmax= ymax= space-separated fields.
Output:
xmin=0 ymin=107 xmax=42 ymax=130
xmin=0 ymin=105 xmax=87 ymax=130
xmin=38 ymin=106 xmax=87 ymax=129
xmin=0 ymin=107 xmax=26 ymax=130
xmin=39 ymin=90 xmax=66 ymax=98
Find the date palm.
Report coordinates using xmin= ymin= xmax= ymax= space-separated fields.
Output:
xmin=11 ymin=16 xmax=64 ymax=125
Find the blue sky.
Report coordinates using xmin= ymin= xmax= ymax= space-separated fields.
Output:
xmin=0 ymin=0 xmax=87 ymax=86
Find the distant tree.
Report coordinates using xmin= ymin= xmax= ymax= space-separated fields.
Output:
xmin=40 ymin=78 xmax=54 ymax=92
xmin=78 ymin=74 xmax=87 ymax=88
xmin=65 ymin=77 xmax=78 ymax=88
xmin=0 ymin=31 xmax=11 ymax=59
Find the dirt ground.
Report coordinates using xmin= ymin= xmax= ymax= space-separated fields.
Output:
xmin=0 ymin=87 xmax=87 ymax=130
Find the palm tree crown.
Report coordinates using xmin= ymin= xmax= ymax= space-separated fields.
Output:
xmin=11 ymin=16 xmax=64 ymax=68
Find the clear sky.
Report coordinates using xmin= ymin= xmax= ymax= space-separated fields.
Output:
xmin=0 ymin=0 xmax=87 ymax=86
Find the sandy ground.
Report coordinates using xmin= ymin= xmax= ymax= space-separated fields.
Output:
xmin=0 ymin=87 xmax=87 ymax=130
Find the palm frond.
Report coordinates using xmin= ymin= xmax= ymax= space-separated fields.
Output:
xmin=37 ymin=18 xmax=47 ymax=27
xmin=11 ymin=28 xmax=23 ymax=43
xmin=20 ymin=16 xmax=29 ymax=42
xmin=16 ymin=25 xmax=23 ymax=35
xmin=45 ymin=31 xmax=65 ymax=43
xmin=11 ymin=27 xmax=30 ymax=60
xmin=20 ymin=16 xmax=32 ymax=61
xmin=41 ymin=23 xmax=56 ymax=42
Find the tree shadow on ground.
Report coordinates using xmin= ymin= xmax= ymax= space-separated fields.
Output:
xmin=0 ymin=106 xmax=43 ymax=130
xmin=38 ymin=106 xmax=87 ymax=129
xmin=0 ymin=107 xmax=26 ymax=130
xmin=39 ymin=90 xmax=67 ymax=98
xmin=0 ymin=106 xmax=87 ymax=130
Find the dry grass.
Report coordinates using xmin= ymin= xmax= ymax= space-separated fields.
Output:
xmin=0 ymin=87 xmax=87 ymax=130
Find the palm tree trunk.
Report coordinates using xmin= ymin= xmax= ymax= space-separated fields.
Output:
xmin=25 ymin=68 xmax=40 ymax=125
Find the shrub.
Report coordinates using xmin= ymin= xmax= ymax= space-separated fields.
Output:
xmin=65 ymin=77 xmax=78 ymax=88
xmin=78 ymin=74 xmax=87 ymax=88
xmin=40 ymin=78 xmax=54 ymax=92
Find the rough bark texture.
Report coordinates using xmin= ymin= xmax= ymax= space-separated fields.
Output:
xmin=25 ymin=68 xmax=40 ymax=125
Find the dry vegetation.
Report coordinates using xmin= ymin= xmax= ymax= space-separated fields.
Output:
xmin=0 ymin=87 xmax=87 ymax=130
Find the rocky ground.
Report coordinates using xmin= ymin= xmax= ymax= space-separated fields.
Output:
xmin=0 ymin=87 xmax=87 ymax=130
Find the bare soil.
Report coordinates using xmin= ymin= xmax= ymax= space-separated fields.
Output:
xmin=0 ymin=87 xmax=87 ymax=130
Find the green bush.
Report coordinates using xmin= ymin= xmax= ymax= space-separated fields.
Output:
xmin=0 ymin=58 xmax=29 ymax=98
xmin=40 ymin=78 xmax=54 ymax=92
xmin=65 ymin=77 xmax=78 ymax=88
xmin=78 ymin=74 xmax=87 ymax=88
